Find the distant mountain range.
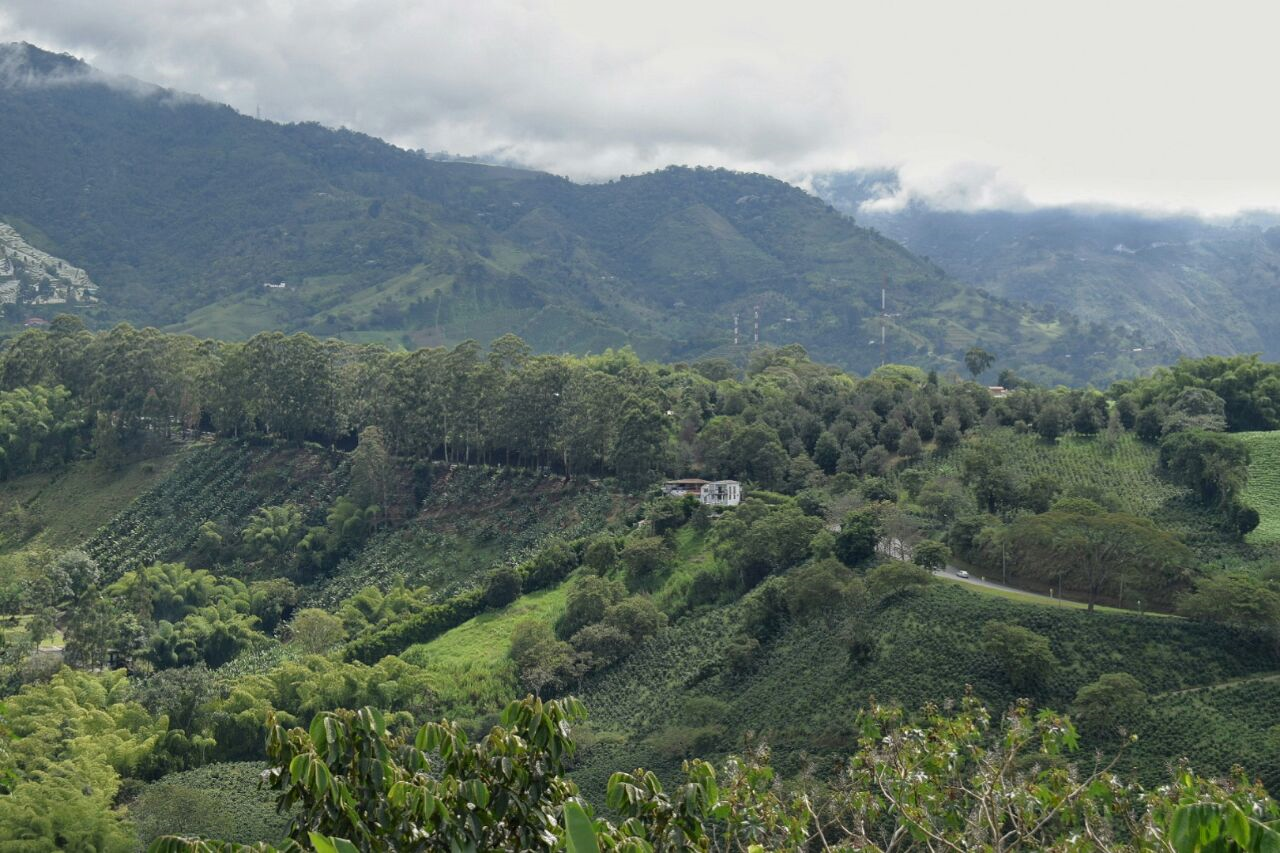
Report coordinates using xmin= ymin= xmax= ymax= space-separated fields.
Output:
xmin=813 ymin=170 xmax=1280 ymax=360
xmin=0 ymin=43 xmax=1162 ymax=383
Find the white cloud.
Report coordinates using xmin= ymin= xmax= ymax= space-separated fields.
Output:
xmin=3 ymin=0 xmax=1280 ymax=214
xmin=859 ymin=163 xmax=1034 ymax=214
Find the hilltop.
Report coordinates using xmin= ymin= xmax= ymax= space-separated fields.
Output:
xmin=0 ymin=43 xmax=1159 ymax=383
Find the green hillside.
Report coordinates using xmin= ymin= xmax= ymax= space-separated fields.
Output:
xmin=1241 ymin=430 xmax=1280 ymax=545
xmin=0 ymin=43 xmax=1161 ymax=383
xmin=0 ymin=330 xmax=1274 ymax=846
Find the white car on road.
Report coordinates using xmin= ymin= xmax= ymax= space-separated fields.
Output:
xmin=955 ymin=570 xmax=970 ymax=579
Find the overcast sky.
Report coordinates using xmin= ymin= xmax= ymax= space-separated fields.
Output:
xmin=2 ymin=0 xmax=1277 ymax=215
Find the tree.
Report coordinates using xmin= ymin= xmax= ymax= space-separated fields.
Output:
xmin=600 ymin=595 xmax=666 ymax=644
xmin=557 ymin=575 xmax=625 ymax=639
xmin=348 ymin=425 xmax=393 ymax=515
xmin=619 ymin=536 xmax=672 ymax=587
xmin=982 ymin=620 xmax=1057 ymax=691
xmin=812 ymin=431 xmax=841 ymax=474
xmin=1177 ymin=572 xmax=1280 ymax=635
xmin=834 ymin=507 xmax=879 ymax=567
xmin=91 ymin=410 xmax=124 ymax=472
xmin=611 ymin=397 xmax=669 ymax=489
xmin=509 ymin=620 xmax=576 ymax=696
xmin=242 ymin=504 xmax=305 ymax=561
xmin=964 ymin=346 xmax=995 ymax=380
xmin=484 ymin=566 xmax=523 ymax=608
xmin=784 ymin=558 xmax=866 ymax=617
xmin=714 ymin=501 xmax=822 ymax=588
xmin=1072 ymin=391 xmax=1106 ymax=435
xmin=1072 ymin=672 xmax=1148 ymax=739
xmin=959 ymin=435 xmax=1017 ymax=514
xmin=934 ymin=415 xmax=962 ymax=450
xmin=288 ymin=609 xmax=346 ymax=654
xmin=582 ymin=536 xmax=619 ymax=574
xmin=897 ymin=426 xmax=923 ymax=460
xmin=911 ymin=539 xmax=951 ymax=573
xmin=50 ymin=549 xmax=100 ymax=601
xmin=1035 ymin=399 xmax=1068 ymax=442
xmin=1005 ymin=506 xmax=1191 ymax=610
xmin=1159 ymin=429 xmax=1251 ymax=507
xmin=866 ymin=560 xmax=931 ymax=600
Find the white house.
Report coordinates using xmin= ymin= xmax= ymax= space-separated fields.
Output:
xmin=699 ymin=480 xmax=741 ymax=507
xmin=663 ymin=478 xmax=742 ymax=507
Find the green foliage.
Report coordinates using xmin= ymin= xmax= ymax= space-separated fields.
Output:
xmin=242 ymin=505 xmax=305 ymax=562
xmin=133 ymin=763 xmax=290 ymax=848
xmin=981 ymin=620 xmax=1058 ymax=691
xmin=287 ymin=609 xmax=346 ymax=655
xmin=1072 ymin=672 xmax=1149 ymax=739
xmin=1160 ymin=429 xmax=1252 ymax=507
xmin=714 ymin=499 xmax=821 ymax=588
xmin=1121 ymin=355 xmax=1280 ymax=432
xmin=1177 ymin=572 xmax=1280 ymax=636
xmin=911 ymin=539 xmax=951 ymax=572
xmin=834 ymin=506 xmax=879 ymax=567
xmin=0 ymin=385 xmax=83 ymax=480
xmin=865 ymin=560 xmax=932 ymax=600
xmin=483 ymin=565 xmax=523 ymax=608
xmin=1005 ymin=506 xmax=1193 ymax=610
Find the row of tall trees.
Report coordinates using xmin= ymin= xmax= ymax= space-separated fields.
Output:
xmin=0 ymin=321 xmax=1007 ymax=489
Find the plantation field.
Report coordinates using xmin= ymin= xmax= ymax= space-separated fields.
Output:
xmin=82 ymin=443 xmax=345 ymax=580
xmin=306 ymin=466 xmax=626 ymax=607
xmin=976 ymin=430 xmax=1187 ymax=516
xmin=131 ymin=762 xmax=288 ymax=847
xmin=1134 ymin=674 xmax=1280 ymax=791
xmin=0 ymin=447 xmax=183 ymax=557
xmin=572 ymin=582 xmax=1277 ymax=798
xmin=1240 ymin=430 xmax=1280 ymax=544
xmin=401 ymin=584 xmax=569 ymax=719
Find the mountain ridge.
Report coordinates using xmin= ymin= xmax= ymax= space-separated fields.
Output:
xmin=0 ymin=43 xmax=1158 ymax=382
xmin=814 ymin=168 xmax=1280 ymax=360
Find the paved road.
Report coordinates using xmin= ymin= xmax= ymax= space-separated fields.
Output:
xmin=937 ymin=565 xmax=1064 ymax=604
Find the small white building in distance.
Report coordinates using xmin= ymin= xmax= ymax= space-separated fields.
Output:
xmin=662 ymin=478 xmax=742 ymax=507
xmin=699 ymin=480 xmax=741 ymax=507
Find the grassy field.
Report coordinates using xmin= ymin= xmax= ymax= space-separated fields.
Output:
xmin=401 ymin=584 xmax=569 ymax=719
xmin=1240 ymin=430 xmax=1280 ymax=545
xmin=0 ymin=448 xmax=184 ymax=557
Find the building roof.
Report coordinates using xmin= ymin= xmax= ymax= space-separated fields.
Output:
xmin=666 ymin=478 xmax=710 ymax=485
xmin=704 ymin=480 xmax=740 ymax=486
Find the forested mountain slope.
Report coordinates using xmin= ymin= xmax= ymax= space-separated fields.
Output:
xmin=815 ymin=169 xmax=1280 ymax=359
xmin=0 ymin=43 xmax=1160 ymax=383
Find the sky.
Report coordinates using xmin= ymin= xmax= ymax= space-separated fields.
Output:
xmin=2 ymin=0 xmax=1277 ymax=215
